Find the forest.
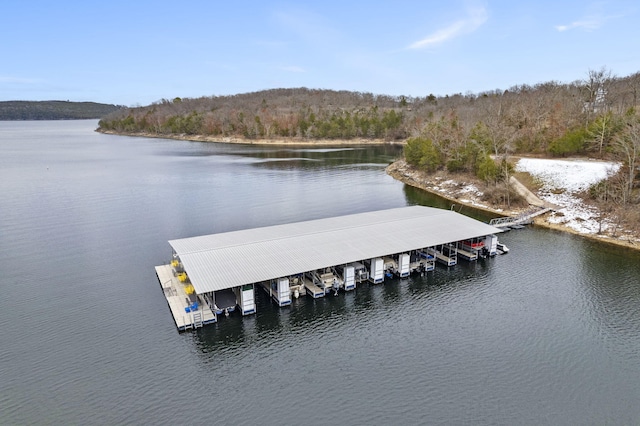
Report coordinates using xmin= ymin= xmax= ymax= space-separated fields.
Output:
xmin=98 ymin=68 xmax=640 ymax=231
xmin=0 ymin=101 xmax=122 ymax=120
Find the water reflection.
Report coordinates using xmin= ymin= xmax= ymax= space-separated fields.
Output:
xmin=403 ymin=183 xmax=499 ymax=223
xmin=578 ymin=240 xmax=640 ymax=357
xmin=192 ymin=256 xmax=499 ymax=354
xmin=237 ymin=144 xmax=402 ymax=170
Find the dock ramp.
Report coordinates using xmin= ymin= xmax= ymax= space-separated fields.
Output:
xmin=489 ymin=206 xmax=552 ymax=229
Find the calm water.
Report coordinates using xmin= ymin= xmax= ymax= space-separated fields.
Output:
xmin=1 ymin=120 xmax=639 ymax=425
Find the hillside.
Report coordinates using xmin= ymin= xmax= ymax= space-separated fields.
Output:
xmin=0 ymin=101 xmax=122 ymax=120
xmin=98 ymin=71 xmax=639 ymax=151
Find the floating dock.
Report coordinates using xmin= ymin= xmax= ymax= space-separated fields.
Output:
xmin=156 ymin=206 xmax=504 ymax=331
xmin=155 ymin=264 xmax=217 ymax=331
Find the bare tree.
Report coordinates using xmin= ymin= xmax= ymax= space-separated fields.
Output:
xmin=583 ymin=67 xmax=614 ymax=124
xmin=612 ymin=114 xmax=640 ymax=204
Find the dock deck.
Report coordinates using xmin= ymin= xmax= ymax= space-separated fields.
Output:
xmin=155 ymin=265 xmax=216 ymax=331
xmin=428 ymin=248 xmax=457 ymax=266
xmin=303 ymin=278 xmax=325 ymax=298
xmin=456 ymin=247 xmax=478 ymax=261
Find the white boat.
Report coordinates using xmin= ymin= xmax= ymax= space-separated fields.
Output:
xmin=496 ymin=242 xmax=509 ymax=254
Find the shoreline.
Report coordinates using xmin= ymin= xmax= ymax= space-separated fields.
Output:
xmin=96 ymin=129 xmax=400 ymax=146
xmin=386 ymin=160 xmax=640 ymax=253
xmin=385 ymin=160 xmax=512 ymax=217
xmin=99 ymin=129 xmax=639 ymax=252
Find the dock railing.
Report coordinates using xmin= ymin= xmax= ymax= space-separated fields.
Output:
xmin=489 ymin=206 xmax=552 ymax=228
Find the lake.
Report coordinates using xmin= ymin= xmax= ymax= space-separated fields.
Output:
xmin=1 ymin=120 xmax=639 ymax=425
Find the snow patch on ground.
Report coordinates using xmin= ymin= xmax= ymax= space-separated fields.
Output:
xmin=460 ymin=184 xmax=482 ymax=195
xmin=515 ymin=158 xmax=621 ymax=234
xmin=430 ymin=178 xmax=493 ymax=210
xmin=457 ymin=184 xmax=493 ymax=209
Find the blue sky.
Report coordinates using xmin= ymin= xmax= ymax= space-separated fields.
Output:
xmin=2 ymin=0 xmax=638 ymax=106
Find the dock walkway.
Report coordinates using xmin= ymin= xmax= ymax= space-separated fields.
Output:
xmin=489 ymin=176 xmax=560 ymax=229
xmin=489 ymin=206 xmax=552 ymax=229
xmin=155 ymin=265 xmax=216 ymax=331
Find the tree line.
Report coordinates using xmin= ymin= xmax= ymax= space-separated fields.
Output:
xmin=99 ymin=88 xmax=409 ymax=140
xmin=0 ymin=101 xmax=122 ymax=120
xmin=99 ymin=69 xmax=640 ymax=151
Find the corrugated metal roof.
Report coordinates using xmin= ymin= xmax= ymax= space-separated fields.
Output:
xmin=168 ymin=206 xmax=502 ymax=294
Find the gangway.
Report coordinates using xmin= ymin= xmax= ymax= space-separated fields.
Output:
xmin=489 ymin=206 xmax=552 ymax=229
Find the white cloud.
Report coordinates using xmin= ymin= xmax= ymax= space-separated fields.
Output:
xmin=408 ymin=6 xmax=488 ymax=49
xmin=281 ymin=66 xmax=305 ymax=73
xmin=555 ymin=5 xmax=626 ymax=33
xmin=555 ymin=18 xmax=602 ymax=32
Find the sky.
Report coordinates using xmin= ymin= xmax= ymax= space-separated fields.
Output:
xmin=1 ymin=0 xmax=639 ymax=106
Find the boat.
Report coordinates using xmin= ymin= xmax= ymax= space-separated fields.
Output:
xmin=496 ymin=242 xmax=509 ymax=254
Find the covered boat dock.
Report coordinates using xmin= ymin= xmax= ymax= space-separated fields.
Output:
xmin=156 ymin=206 xmax=503 ymax=331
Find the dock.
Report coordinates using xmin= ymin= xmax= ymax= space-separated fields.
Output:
xmin=156 ymin=206 xmax=504 ymax=331
xmin=155 ymin=264 xmax=217 ymax=331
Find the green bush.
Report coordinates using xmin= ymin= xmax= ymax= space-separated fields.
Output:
xmin=549 ymin=127 xmax=589 ymax=156
xmin=403 ymin=137 xmax=442 ymax=172
xmin=475 ymin=153 xmax=498 ymax=182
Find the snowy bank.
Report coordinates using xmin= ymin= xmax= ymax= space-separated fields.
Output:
xmin=515 ymin=158 xmax=621 ymax=234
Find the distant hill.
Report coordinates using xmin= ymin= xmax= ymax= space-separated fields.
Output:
xmin=0 ymin=100 xmax=123 ymax=120
xmin=98 ymin=70 xmax=640 ymax=147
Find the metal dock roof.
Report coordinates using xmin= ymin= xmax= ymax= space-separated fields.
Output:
xmin=169 ymin=206 xmax=502 ymax=294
